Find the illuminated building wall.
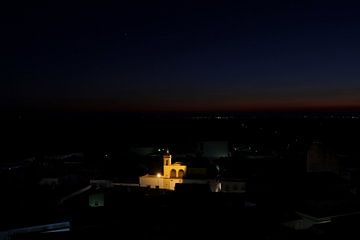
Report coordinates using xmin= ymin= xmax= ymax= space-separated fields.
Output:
xmin=139 ymin=151 xmax=187 ymax=190
xmin=139 ymin=150 xmax=221 ymax=191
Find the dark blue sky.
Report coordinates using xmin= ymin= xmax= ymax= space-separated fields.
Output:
xmin=2 ymin=1 xmax=360 ymax=112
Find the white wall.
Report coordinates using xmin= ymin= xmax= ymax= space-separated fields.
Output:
xmin=221 ymin=181 xmax=246 ymax=193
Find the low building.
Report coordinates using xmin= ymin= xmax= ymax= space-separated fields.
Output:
xmin=90 ymin=179 xmax=113 ymax=189
xmin=89 ymin=192 xmax=105 ymax=208
xmin=39 ymin=178 xmax=59 ymax=188
xmin=307 ymin=140 xmax=339 ymax=173
xmin=139 ymin=150 xmax=186 ymax=190
xmin=139 ymin=150 xmax=220 ymax=191
xmin=221 ymin=179 xmax=246 ymax=193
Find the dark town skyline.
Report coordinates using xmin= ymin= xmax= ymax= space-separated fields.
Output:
xmin=3 ymin=0 xmax=360 ymax=112
xmin=4 ymin=2 xmax=360 ymax=239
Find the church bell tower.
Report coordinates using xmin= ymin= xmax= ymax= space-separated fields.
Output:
xmin=163 ymin=149 xmax=172 ymax=178
xmin=163 ymin=149 xmax=172 ymax=166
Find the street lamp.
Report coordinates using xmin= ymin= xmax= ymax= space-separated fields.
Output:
xmin=156 ymin=173 xmax=161 ymax=189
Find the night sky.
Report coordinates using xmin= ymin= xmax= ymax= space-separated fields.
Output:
xmin=2 ymin=1 xmax=360 ymax=112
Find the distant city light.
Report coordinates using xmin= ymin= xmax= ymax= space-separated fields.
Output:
xmin=156 ymin=173 xmax=161 ymax=178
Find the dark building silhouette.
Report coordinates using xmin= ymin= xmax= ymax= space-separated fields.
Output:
xmin=307 ymin=140 xmax=339 ymax=174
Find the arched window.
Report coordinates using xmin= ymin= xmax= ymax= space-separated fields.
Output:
xmin=178 ymin=169 xmax=185 ymax=178
xmin=170 ymin=169 xmax=177 ymax=178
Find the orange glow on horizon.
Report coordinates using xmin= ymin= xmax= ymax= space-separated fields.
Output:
xmin=22 ymin=95 xmax=360 ymax=113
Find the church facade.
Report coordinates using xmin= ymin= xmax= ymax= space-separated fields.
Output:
xmin=139 ymin=150 xmax=187 ymax=190
xmin=139 ymin=150 xmax=220 ymax=191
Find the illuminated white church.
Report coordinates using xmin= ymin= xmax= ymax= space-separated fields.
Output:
xmin=139 ymin=150 xmax=220 ymax=191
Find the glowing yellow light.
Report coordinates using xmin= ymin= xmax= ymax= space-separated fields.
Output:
xmin=156 ymin=173 xmax=161 ymax=178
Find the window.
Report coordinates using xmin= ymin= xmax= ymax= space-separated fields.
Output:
xmin=170 ymin=169 xmax=176 ymax=178
xmin=178 ymin=169 xmax=185 ymax=178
